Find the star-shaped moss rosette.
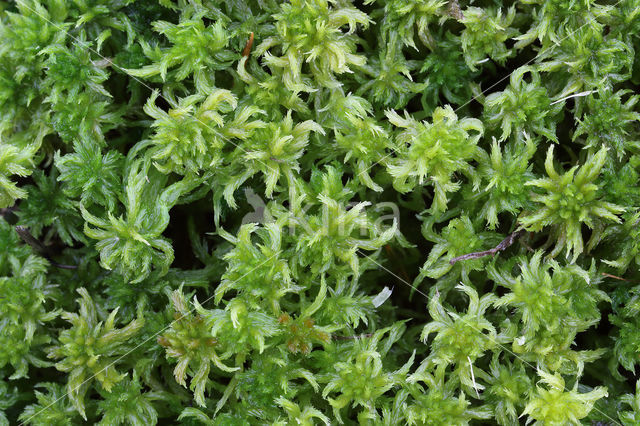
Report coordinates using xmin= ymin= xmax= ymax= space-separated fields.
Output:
xmin=1 ymin=0 xmax=639 ymax=424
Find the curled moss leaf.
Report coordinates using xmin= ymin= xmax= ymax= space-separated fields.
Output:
xmin=47 ymin=288 xmax=144 ymax=419
xmin=127 ymin=14 xmax=235 ymax=90
xmin=484 ymin=66 xmax=563 ymax=142
xmin=386 ymin=105 xmax=483 ymax=213
xmin=519 ymin=146 xmax=624 ymax=261
xmin=522 ymin=370 xmax=608 ymax=425
xmin=256 ymin=0 xmax=371 ymax=91
xmin=416 ymin=283 xmax=497 ymax=392
xmin=322 ymin=323 xmax=414 ymax=422
xmin=158 ymin=290 xmax=237 ymax=407
xmin=460 ymin=5 xmax=518 ymax=71
xmin=81 ymin=160 xmax=201 ymax=283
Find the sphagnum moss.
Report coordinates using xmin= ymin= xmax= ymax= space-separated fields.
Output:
xmin=1 ymin=0 xmax=639 ymax=424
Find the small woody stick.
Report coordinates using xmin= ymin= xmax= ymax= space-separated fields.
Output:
xmin=242 ymin=32 xmax=255 ymax=57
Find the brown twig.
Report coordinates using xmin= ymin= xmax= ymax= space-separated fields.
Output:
xmin=242 ymin=32 xmax=254 ymax=57
xmin=601 ymin=273 xmax=636 ymax=283
xmin=15 ymin=226 xmax=48 ymax=253
xmin=15 ymin=226 xmax=78 ymax=269
xmin=449 ymin=229 xmax=524 ymax=265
